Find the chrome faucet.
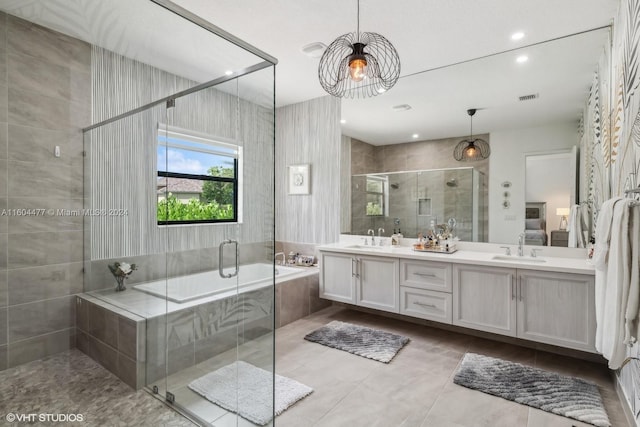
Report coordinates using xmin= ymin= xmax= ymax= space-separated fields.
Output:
xmin=367 ymin=229 xmax=375 ymax=245
xmin=518 ymin=233 xmax=526 ymax=257
xmin=378 ymin=228 xmax=385 ymax=246
xmin=275 ymin=252 xmax=285 ymax=265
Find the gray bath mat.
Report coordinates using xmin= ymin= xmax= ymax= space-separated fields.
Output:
xmin=188 ymin=361 xmax=312 ymax=426
xmin=453 ymin=353 xmax=610 ymax=427
xmin=303 ymin=320 xmax=410 ymax=363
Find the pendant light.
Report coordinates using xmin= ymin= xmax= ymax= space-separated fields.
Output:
xmin=453 ymin=109 xmax=491 ymax=161
xmin=318 ymin=0 xmax=400 ymax=99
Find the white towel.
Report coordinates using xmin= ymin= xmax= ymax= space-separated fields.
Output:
xmin=601 ymin=200 xmax=631 ymax=368
xmin=567 ymin=205 xmax=586 ymax=248
xmin=594 ymin=198 xmax=622 ymax=353
xmin=624 ymin=204 xmax=640 ymax=345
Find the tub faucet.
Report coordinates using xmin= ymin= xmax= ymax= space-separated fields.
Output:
xmin=367 ymin=229 xmax=375 ymax=245
xmin=518 ymin=233 xmax=526 ymax=257
xmin=275 ymin=252 xmax=285 ymax=266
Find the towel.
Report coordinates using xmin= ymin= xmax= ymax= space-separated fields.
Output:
xmin=567 ymin=205 xmax=586 ymax=248
xmin=624 ymin=204 xmax=640 ymax=345
xmin=594 ymin=198 xmax=640 ymax=369
xmin=594 ymin=198 xmax=622 ymax=354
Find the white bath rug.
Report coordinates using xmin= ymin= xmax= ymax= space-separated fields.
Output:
xmin=188 ymin=361 xmax=312 ymax=426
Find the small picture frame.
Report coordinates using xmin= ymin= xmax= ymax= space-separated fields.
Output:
xmin=288 ymin=164 xmax=310 ymax=195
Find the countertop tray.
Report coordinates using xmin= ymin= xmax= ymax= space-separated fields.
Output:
xmin=412 ymin=246 xmax=457 ymax=254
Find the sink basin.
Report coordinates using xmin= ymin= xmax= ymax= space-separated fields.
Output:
xmin=343 ymin=244 xmax=389 ymax=250
xmin=491 ymin=255 xmax=546 ymax=263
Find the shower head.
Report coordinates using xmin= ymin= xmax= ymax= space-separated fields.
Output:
xmin=446 ymin=179 xmax=458 ymax=187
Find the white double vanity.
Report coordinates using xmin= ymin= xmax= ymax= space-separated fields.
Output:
xmin=318 ymin=238 xmax=596 ymax=353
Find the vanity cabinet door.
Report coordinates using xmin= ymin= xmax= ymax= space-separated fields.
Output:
xmin=517 ymin=270 xmax=596 ymax=352
xmin=452 ymin=264 xmax=517 ymax=337
xmin=356 ymin=255 xmax=400 ymax=313
xmin=319 ymin=251 xmax=356 ymax=304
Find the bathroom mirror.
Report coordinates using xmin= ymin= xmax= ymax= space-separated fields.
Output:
xmin=341 ymin=27 xmax=611 ymax=245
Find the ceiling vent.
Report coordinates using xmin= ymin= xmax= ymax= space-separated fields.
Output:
xmin=392 ymin=104 xmax=412 ymax=112
xmin=301 ymin=42 xmax=327 ymax=58
xmin=518 ymin=93 xmax=539 ymax=101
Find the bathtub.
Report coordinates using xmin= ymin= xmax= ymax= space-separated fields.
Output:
xmin=133 ymin=262 xmax=302 ymax=303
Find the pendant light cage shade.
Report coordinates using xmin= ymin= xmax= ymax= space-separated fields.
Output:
xmin=453 ymin=109 xmax=491 ymax=161
xmin=318 ymin=31 xmax=401 ymax=98
xmin=453 ymin=138 xmax=491 ymax=161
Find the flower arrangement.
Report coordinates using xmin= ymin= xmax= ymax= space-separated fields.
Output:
xmin=108 ymin=261 xmax=137 ymax=292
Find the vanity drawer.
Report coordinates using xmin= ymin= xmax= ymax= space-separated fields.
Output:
xmin=400 ymin=287 xmax=452 ymax=324
xmin=400 ymin=260 xmax=452 ymax=292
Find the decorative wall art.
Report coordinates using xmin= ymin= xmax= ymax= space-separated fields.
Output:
xmin=288 ymin=164 xmax=311 ymax=195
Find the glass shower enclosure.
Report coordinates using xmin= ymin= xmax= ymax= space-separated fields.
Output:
xmin=82 ymin=1 xmax=276 ymax=426
xmin=350 ymin=167 xmax=486 ymax=241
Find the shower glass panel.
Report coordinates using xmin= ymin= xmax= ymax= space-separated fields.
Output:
xmin=80 ymin=1 xmax=276 ymax=425
xmin=159 ymin=67 xmax=275 ymax=425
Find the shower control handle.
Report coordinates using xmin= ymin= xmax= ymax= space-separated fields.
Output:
xmin=219 ymin=239 xmax=239 ymax=279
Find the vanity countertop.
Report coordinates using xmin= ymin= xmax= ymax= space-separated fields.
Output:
xmin=317 ymin=242 xmax=595 ymax=275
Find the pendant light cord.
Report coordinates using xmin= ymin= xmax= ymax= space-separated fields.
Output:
xmin=356 ymin=0 xmax=360 ymax=41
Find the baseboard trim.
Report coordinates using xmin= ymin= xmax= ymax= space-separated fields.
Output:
xmin=616 ymin=370 xmax=638 ymax=427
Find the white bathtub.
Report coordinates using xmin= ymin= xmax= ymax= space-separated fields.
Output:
xmin=133 ymin=263 xmax=302 ymax=303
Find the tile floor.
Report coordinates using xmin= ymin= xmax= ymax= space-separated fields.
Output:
xmin=0 ymin=305 xmax=631 ymax=427
xmin=274 ymin=306 xmax=629 ymax=427
xmin=0 ymin=349 xmax=194 ymax=426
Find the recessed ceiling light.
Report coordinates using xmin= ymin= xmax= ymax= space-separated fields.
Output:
xmin=516 ymin=55 xmax=529 ymax=63
xmin=340 ymin=119 xmax=346 ymax=124
xmin=412 ymin=134 xmax=419 ymax=139
xmin=511 ymin=32 xmax=525 ymax=41
xmin=392 ymin=104 xmax=412 ymax=112
xmin=377 ymin=87 xmax=386 ymax=93
xmin=224 ymin=70 xmax=233 ymax=76
xmin=301 ymin=42 xmax=327 ymax=58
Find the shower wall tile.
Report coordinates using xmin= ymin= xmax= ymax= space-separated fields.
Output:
xmin=0 ymin=84 xmax=7 ymax=123
xmin=88 ymin=303 xmax=118 ymax=349
xmin=117 ymin=317 xmax=138 ymax=361
xmin=7 ymin=15 xmax=90 ymax=72
xmin=7 ymin=327 xmax=74 ymax=368
xmin=0 ymin=122 xmax=7 ymax=160
xmin=0 ymin=13 xmax=6 ymax=50
xmin=8 ymin=231 xmax=82 ymax=269
xmin=0 ymin=306 xmax=6 ymax=345
xmin=8 ymin=125 xmax=83 ymax=164
xmin=0 ymin=198 xmax=6 ymax=233
xmin=8 ymin=198 xmax=83 ymax=233
xmin=0 ymin=13 xmax=89 ymax=373
xmin=0 ymin=47 xmax=6 ymax=84
xmin=7 ymin=262 xmax=82 ymax=305
xmin=0 ymin=271 xmax=6 ymax=307
xmin=8 ymin=51 xmax=90 ymax=103
xmin=8 ymin=160 xmax=83 ymax=198
xmin=0 ymin=159 xmax=7 ymax=198
xmin=8 ymin=295 xmax=75 ymax=341
xmin=0 ymin=233 xmax=6 ymax=269
xmin=9 ymin=89 xmax=89 ymax=132
xmin=0 ymin=344 xmax=6 ymax=371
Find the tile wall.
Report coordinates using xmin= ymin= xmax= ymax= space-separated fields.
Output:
xmin=0 ymin=13 xmax=90 ymax=371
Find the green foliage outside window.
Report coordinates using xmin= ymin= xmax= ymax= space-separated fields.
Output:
xmin=157 ymin=195 xmax=233 ymax=222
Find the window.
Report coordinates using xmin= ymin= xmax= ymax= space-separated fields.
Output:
xmin=365 ymin=175 xmax=388 ymax=216
xmin=157 ymin=125 xmax=242 ymax=224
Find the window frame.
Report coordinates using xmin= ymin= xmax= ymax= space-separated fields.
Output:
xmin=157 ymin=125 xmax=243 ymax=225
